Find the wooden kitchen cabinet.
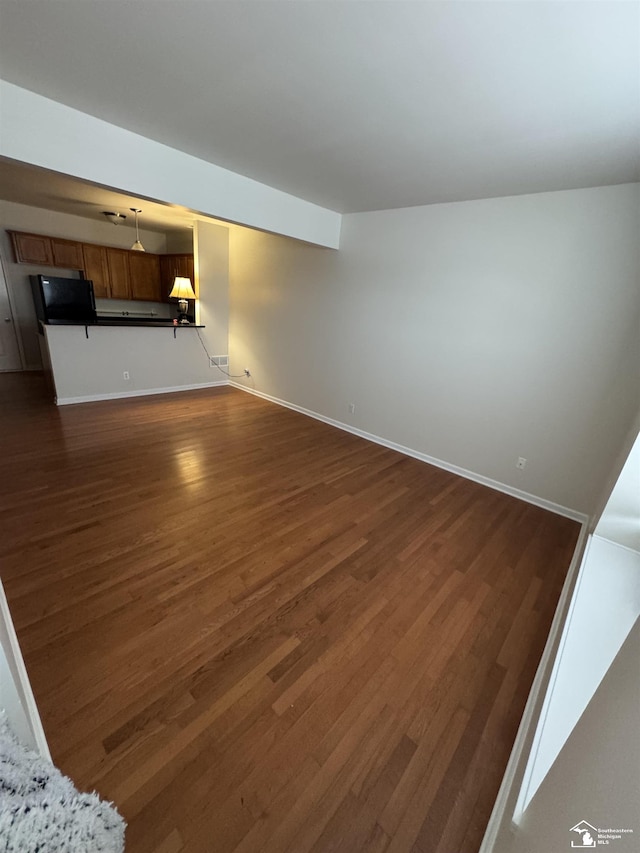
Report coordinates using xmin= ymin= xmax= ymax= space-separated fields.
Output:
xmin=10 ymin=231 xmax=84 ymax=269
xmin=106 ymin=248 xmax=131 ymax=300
xmin=8 ymin=228 xmax=193 ymax=306
xmin=9 ymin=231 xmax=54 ymax=266
xmin=51 ymin=238 xmax=84 ymax=269
xmin=160 ymin=254 xmax=195 ymax=302
xmin=129 ymin=252 xmax=161 ymax=302
xmin=84 ymin=245 xmax=162 ymax=301
xmin=81 ymin=244 xmax=110 ymax=298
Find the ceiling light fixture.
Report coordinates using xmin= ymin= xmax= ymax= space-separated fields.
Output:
xmin=130 ymin=208 xmax=145 ymax=252
xmin=103 ymin=211 xmax=126 ymax=225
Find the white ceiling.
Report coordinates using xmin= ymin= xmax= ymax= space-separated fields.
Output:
xmin=0 ymin=158 xmax=210 ymax=236
xmin=0 ymin=1 xmax=638 ymax=216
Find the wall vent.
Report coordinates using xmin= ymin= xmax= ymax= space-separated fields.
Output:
xmin=210 ymin=355 xmax=229 ymax=367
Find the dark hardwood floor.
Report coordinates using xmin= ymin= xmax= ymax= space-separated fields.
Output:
xmin=0 ymin=372 xmax=579 ymax=852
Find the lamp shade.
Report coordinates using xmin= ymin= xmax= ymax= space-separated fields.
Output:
xmin=169 ymin=277 xmax=196 ymax=300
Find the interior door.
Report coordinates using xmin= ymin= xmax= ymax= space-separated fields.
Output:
xmin=0 ymin=259 xmax=23 ymax=371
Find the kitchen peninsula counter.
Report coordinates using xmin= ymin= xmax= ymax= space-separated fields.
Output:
xmin=44 ymin=318 xmax=203 ymax=328
xmin=39 ymin=321 xmax=224 ymax=406
xmin=94 ymin=319 xmax=205 ymax=328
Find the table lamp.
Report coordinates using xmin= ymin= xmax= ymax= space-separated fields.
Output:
xmin=169 ymin=276 xmax=196 ymax=324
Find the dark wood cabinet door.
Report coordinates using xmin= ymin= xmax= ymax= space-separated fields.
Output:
xmin=9 ymin=232 xmax=54 ymax=266
xmin=160 ymin=254 xmax=195 ymax=302
xmin=82 ymin=244 xmax=110 ymax=298
xmin=106 ymin=248 xmax=131 ymax=300
xmin=159 ymin=255 xmax=175 ymax=301
xmin=51 ymin=238 xmax=83 ymax=269
xmin=180 ymin=256 xmax=195 ymax=294
xmin=129 ymin=252 xmax=161 ymax=302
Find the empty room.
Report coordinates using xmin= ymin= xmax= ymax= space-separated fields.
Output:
xmin=0 ymin=2 xmax=638 ymax=853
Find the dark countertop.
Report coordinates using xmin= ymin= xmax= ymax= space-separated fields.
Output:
xmin=43 ymin=319 xmax=203 ymax=328
xmin=95 ymin=319 xmax=203 ymax=327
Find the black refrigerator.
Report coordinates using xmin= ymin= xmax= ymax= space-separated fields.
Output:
xmin=30 ymin=275 xmax=97 ymax=325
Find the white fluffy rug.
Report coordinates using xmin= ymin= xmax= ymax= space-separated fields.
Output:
xmin=0 ymin=714 xmax=125 ymax=852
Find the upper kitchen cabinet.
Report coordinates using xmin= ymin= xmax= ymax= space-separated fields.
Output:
xmin=83 ymin=245 xmax=161 ymax=301
xmin=106 ymin=248 xmax=131 ymax=300
xmin=50 ymin=238 xmax=84 ymax=269
xmin=8 ymin=228 xmax=195 ymax=304
xmin=160 ymin=254 xmax=195 ymax=302
xmin=10 ymin=231 xmax=83 ymax=269
xmin=81 ymin=244 xmax=110 ymax=298
xmin=9 ymin=231 xmax=54 ymax=266
xmin=129 ymin=252 xmax=161 ymax=302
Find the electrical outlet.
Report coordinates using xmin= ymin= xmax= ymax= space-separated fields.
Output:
xmin=348 ymin=403 xmax=355 ymax=414
xmin=516 ymin=457 xmax=527 ymax=470
xmin=244 ymin=368 xmax=251 ymax=377
xmin=123 ymin=371 xmax=130 ymax=381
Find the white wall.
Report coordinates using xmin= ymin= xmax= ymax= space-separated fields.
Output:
xmin=0 ymin=199 xmax=168 ymax=368
xmin=0 ymin=81 xmax=341 ymax=249
xmin=229 ymin=183 xmax=640 ymax=517
xmin=194 ymin=220 xmax=230 ymax=361
xmin=44 ymin=325 xmax=222 ymax=403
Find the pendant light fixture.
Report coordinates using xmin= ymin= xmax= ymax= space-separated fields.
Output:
xmin=130 ymin=208 xmax=145 ymax=252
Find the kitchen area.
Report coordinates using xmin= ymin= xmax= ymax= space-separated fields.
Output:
xmin=14 ymin=226 xmax=196 ymax=318
xmin=0 ymin=179 xmax=231 ymax=405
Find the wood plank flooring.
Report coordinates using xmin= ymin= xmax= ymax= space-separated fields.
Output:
xmin=0 ymin=373 xmax=579 ymax=852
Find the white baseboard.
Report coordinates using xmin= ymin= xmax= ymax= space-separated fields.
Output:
xmin=229 ymin=382 xmax=588 ymax=524
xmin=56 ymin=380 xmax=227 ymax=406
